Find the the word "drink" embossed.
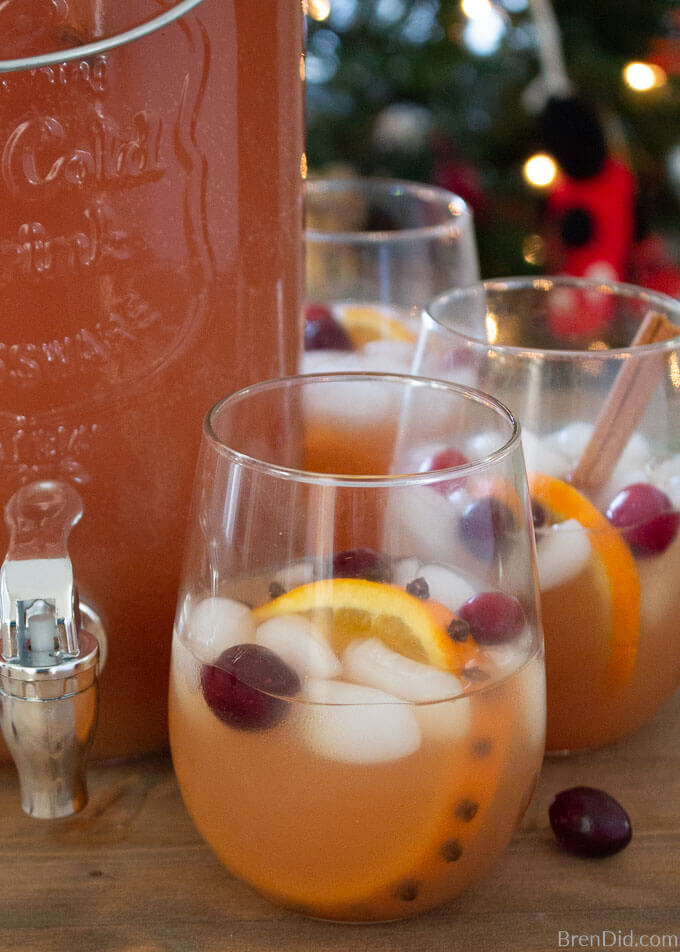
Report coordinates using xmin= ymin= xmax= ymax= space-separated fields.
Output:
xmin=0 ymin=205 xmax=129 ymax=284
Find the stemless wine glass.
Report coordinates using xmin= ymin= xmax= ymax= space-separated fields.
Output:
xmin=169 ymin=373 xmax=545 ymax=922
xmin=302 ymin=177 xmax=479 ymax=374
xmin=415 ymin=276 xmax=680 ymax=753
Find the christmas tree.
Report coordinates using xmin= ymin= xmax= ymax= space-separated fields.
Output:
xmin=305 ymin=0 xmax=680 ymax=286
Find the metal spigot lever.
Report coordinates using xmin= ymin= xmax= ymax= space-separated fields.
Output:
xmin=0 ymin=481 xmax=99 ymax=819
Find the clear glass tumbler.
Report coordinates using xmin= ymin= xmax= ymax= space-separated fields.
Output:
xmin=416 ymin=276 xmax=680 ymax=752
xmin=302 ymin=177 xmax=479 ymax=374
xmin=169 ymin=373 xmax=544 ymax=921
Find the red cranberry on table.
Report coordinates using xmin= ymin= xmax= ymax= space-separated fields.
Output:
xmin=304 ymin=303 xmax=354 ymax=351
xmin=605 ymin=482 xmax=679 ymax=555
xmin=201 ymin=643 xmax=300 ymax=731
xmin=549 ymin=786 xmax=632 ymax=858
xmin=457 ymin=591 xmax=525 ymax=645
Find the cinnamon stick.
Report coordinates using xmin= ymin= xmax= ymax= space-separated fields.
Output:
xmin=568 ymin=311 xmax=680 ymax=495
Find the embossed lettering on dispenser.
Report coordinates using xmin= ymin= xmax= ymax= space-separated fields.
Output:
xmin=0 ymin=0 xmax=304 ymax=764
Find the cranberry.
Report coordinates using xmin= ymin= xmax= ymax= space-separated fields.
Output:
xmin=457 ymin=591 xmax=525 ymax=645
xmin=420 ymin=447 xmax=468 ymax=495
xmin=459 ymin=496 xmax=516 ymax=562
xmin=530 ymin=499 xmax=548 ymax=530
xmin=200 ymin=644 xmax=300 ymax=731
xmin=332 ymin=547 xmax=392 ymax=582
xmin=305 ymin=302 xmax=334 ymax=324
xmin=605 ymin=482 xmax=679 ymax=555
xmin=549 ymin=786 xmax=632 ymax=858
xmin=304 ymin=304 xmax=353 ymax=351
xmin=442 ymin=346 xmax=476 ymax=370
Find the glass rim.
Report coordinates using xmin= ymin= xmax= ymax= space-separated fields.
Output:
xmin=0 ymin=0 xmax=204 ymax=73
xmin=203 ymin=372 xmax=521 ymax=487
xmin=424 ymin=275 xmax=680 ymax=359
xmin=304 ymin=177 xmax=473 ymax=245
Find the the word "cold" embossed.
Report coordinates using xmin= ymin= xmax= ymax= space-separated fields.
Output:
xmin=1 ymin=111 xmax=164 ymax=194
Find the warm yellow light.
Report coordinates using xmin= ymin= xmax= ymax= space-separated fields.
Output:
xmin=300 ymin=152 xmax=308 ymax=179
xmin=523 ymin=153 xmax=558 ymax=188
xmin=670 ymin=352 xmax=680 ymax=391
xmin=485 ymin=312 xmax=499 ymax=344
xmin=623 ymin=61 xmax=667 ymax=91
xmin=461 ymin=0 xmax=494 ymax=18
xmin=522 ymin=233 xmax=546 ymax=266
xmin=308 ymin=0 xmax=331 ymax=21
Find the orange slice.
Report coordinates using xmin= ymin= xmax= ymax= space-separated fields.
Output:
xmin=529 ymin=473 xmax=640 ymax=688
xmin=253 ymin=577 xmax=476 ymax=672
xmin=336 ymin=305 xmax=416 ymax=348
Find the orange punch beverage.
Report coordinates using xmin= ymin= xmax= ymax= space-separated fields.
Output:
xmin=169 ymin=374 xmax=545 ymax=921
xmin=170 ymin=578 xmax=544 ymax=921
xmin=419 ymin=278 xmax=680 ymax=752
xmin=0 ymin=1 xmax=303 ymax=760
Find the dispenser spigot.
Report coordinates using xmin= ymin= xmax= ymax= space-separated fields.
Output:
xmin=0 ymin=481 xmax=99 ymax=819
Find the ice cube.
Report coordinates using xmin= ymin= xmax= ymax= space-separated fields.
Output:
xmin=300 ymin=350 xmax=365 ymax=375
xmin=480 ymin=639 xmax=528 ymax=674
xmin=305 ymin=376 xmax=396 ymax=426
xmin=392 ymin=556 xmax=423 ymax=589
xmin=521 ymin=429 xmax=569 ymax=478
xmin=343 ymin=637 xmax=465 ymax=702
xmin=535 ymin=518 xmax=591 ymax=591
xmin=620 ymin=431 xmax=651 ymax=467
xmin=172 ymin=634 xmax=201 ymax=693
xmin=545 ymin=422 xmax=595 ymax=465
xmin=361 ymin=338 xmax=414 ymax=372
xmin=383 ymin=486 xmax=461 ymax=563
xmin=647 ymin=455 xmax=680 ymax=509
xmin=666 ymin=480 xmax=680 ymax=512
xmin=594 ymin=431 xmax=652 ymax=506
xmin=648 ymin=454 xmax=680 ymax=482
xmin=418 ymin=563 xmax=476 ymax=613
xmin=272 ymin=559 xmax=315 ymax=592
xmin=465 ymin=431 xmax=502 ymax=461
xmin=302 ymin=678 xmax=421 ymax=763
xmin=186 ymin=596 xmax=255 ymax=661
xmin=597 ymin=465 xmax=648 ymax=511
xmin=255 ymin=614 xmax=341 ymax=680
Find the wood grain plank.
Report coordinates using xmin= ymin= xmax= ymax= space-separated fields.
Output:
xmin=1 ymin=692 xmax=678 ymax=952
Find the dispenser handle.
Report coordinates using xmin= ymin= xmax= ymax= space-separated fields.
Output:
xmin=4 ymin=479 xmax=83 ymax=562
xmin=2 ymin=481 xmax=83 ymax=658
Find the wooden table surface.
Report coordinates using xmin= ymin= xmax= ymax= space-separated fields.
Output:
xmin=1 ymin=690 xmax=678 ymax=952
